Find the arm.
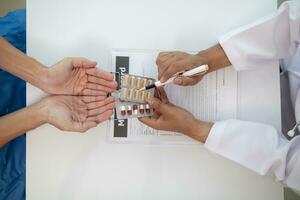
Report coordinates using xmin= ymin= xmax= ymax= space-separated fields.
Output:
xmin=0 ymin=103 xmax=46 ymax=147
xmin=156 ymin=43 xmax=231 ymax=85
xmin=219 ymin=0 xmax=300 ymax=70
xmin=0 ymin=36 xmax=117 ymax=95
xmin=205 ymin=120 xmax=300 ymax=192
xmin=157 ymin=0 xmax=300 ymax=85
xmin=0 ymin=36 xmax=47 ymax=89
xmin=139 ymin=88 xmax=300 ymax=191
xmin=0 ymin=95 xmax=115 ymax=148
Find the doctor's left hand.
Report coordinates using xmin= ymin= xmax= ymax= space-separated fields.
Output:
xmin=42 ymin=57 xmax=117 ymax=96
xmin=139 ymin=88 xmax=213 ymax=143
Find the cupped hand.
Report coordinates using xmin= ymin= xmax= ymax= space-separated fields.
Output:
xmin=44 ymin=57 xmax=117 ymax=96
xmin=139 ymin=88 xmax=212 ymax=142
xmin=40 ymin=95 xmax=115 ymax=133
xmin=156 ymin=51 xmax=208 ymax=86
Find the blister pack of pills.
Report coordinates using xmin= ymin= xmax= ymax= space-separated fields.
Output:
xmin=115 ymin=99 xmax=154 ymax=119
xmin=120 ymin=74 xmax=155 ymax=103
xmin=112 ymin=73 xmax=156 ymax=119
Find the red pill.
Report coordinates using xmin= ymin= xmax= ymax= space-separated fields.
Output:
xmin=127 ymin=105 xmax=132 ymax=115
xmin=133 ymin=104 xmax=138 ymax=110
xmin=139 ymin=104 xmax=145 ymax=114
xmin=120 ymin=105 xmax=126 ymax=116
xmin=145 ymin=104 xmax=151 ymax=113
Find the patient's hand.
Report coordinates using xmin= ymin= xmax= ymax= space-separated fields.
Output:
xmin=43 ymin=57 xmax=117 ymax=96
xmin=40 ymin=95 xmax=115 ymax=133
xmin=139 ymin=88 xmax=212 ymax=143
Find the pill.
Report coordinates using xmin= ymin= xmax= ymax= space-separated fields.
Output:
xmin=131 ymin=77 xmax=137 ymax=87
xmin=120 ymin=105 xmax=126 ymax=116
xmin=128 ymin=89 xmax=135 ymax=100
xmin=145 ymin=104 xmax=151 ymax=113
xmin=146 ymin=91 xmax=152 ymax=100
xmin=139 ymin=104 xmax=145 ymax=114
xmin=133 ymin=104 xmax=138 ymax=115
xmin=122 ymin=74 xmax=130 ymax=86
xmin=136 ymin=77 xmax=142 ymax=89
xmin=142 ymin=79 xmax=147 ymax=88
xmin=127 ymin=105 xmax=132 ymax=115
xmin=133 ymin=90 xmax=139 ymax=100
xmin=141 ymin=91 xmax=146 ymax=101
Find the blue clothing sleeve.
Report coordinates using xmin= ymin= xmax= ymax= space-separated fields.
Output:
xmin=0 ymin=9 xmax=26 ymax=200
xmin=0 ymin=9 xmax=26 ymax=53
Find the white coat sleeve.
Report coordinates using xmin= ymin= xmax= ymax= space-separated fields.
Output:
xmin=204 ymin=120 xmax=300 ymax=191
xmin=219 ymin=0 xmax=300 ymax=71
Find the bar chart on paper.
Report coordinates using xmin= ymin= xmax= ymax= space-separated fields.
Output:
xmin=108 ymin=50 xmax=238 ymax=144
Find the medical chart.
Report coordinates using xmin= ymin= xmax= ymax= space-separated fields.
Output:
xmin=107 ymin=50 xmax=238 ymax=144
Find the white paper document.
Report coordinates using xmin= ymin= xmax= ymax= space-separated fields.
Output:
xmin=108 ymin=50 xmax=238 ymax=144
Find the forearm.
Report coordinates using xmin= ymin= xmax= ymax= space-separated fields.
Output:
xmin=197 ymin=43 xmax=231 ymax=73
xmin=204 ymin=120 xmax=300 ymax=191
xmin=185 ymin=119 xmax=213 ymax=143
xmin=0 ymin=37 xmax=48 ymax=90
xmin=0 ymin=102 xmax=47 ymax=148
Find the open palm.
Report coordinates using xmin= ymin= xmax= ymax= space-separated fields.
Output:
xmin=45 ymin=57 xmax=117 ymax=96
xmin=43 ymin=95 xmax=115 ymax=132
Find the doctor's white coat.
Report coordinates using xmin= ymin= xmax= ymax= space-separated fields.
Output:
xmin=204 ymin=0 xmax=300 ymax=192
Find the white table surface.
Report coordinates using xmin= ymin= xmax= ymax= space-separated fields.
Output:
xmin=26 ymin=0 xmax=283 ymax=199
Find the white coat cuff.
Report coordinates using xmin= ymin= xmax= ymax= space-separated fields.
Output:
xmin=204 ymin=120 xmax=228 ymax=152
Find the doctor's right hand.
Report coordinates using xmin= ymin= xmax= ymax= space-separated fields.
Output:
xmin=38 ymin=95 xmax=115 ymax=133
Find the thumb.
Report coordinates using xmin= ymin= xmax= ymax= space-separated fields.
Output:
xmin=173 ymin=76 xmax=201 ymax=86
xmin=72 ymin=57 xmax=97 ymax=68
xmin=147 ymin=97 xmax=169 ymax=114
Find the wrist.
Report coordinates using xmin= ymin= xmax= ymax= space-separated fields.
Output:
xmin=196 ymin=43 xmax=231 ymax=73
xmin=38 ymin=66 xmax=52 ymax=93
xmin=32 ymin=99 xmax=50 ymax=125
xmin=187 ymin=119 xmax=213 ymax=143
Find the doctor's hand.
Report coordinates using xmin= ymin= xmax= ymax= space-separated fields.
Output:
xmin=157 ymin=44 xmax=231 ymax=86
xmin=39 ymin=95 xmax=115 ymax=133
xmin=156 ymin=51 xmax=207 ymax=86
xmin=139 ymin=88 xmax=212 ymax=143
xmin=42 ymin=57 xmax=117 ymax=96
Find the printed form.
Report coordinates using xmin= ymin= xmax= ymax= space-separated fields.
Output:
xmin=108 ymin=50 xmax=238 ymax=144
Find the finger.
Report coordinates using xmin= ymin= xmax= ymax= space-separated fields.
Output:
xmin=86 ymin=83 xmax=115 ymax=92
xmin=72 ymin=57 xmax=97 ymax=68
xmin=86 ymin=68 xmax=114 ymax=81
xmin=87 ymin=109 xmax=113 ymax=123
xmin=156 ymin=52 xmax=174 ymax=65
xmin=158 ymin=56 xmax=182 ymax=79
xmin=81 ymin=95 xmax=107 ymax=103
xmin=156 ymin=87 xmax=169 ymax=103
xmin=157 ymin=54 xmax=179 ymax=80
xmin=87 ymin=102 xmax=115 ymax=116
xmin=146 ymin=97 xmax=169 ymax=114
xmin=138 ymin=116 xmax=161 ymax=130
xmin=173 ymin=76 xmax=201 ymax=86
xmin=87 ymin=75 xmax=117 ymax=90
xmin=87 ymin=109 xmax=114 ymax=123
xmin=87 ymin=96 xmax=115 ymax=110
xmin=82 ymin=89 xmax=107 ymax=96
xmin=160 ymin=62 xmax=186 ymax=83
